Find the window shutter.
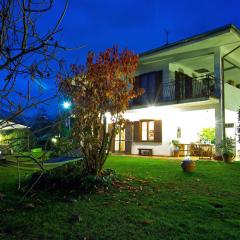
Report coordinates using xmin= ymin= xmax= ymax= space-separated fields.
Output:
xmin=133 ymin=121 xmax=140 ymax=142
xmin=132 ymin=76 xmax=141 ymax=106
xmin=125 ymin=122 xmax=132 ymax=154
xmin=175 ymin=71 xmax=180 ymax=100
xmin=154 ymin=120 xmax=162 ymax=143
xmin=108 ymin=123 xmax=115 ymax=152
xmin=155 ymin=71 xmax=163 ymax=101
xmin=185 ymin=75 xmax=192 ymax=98
xmin=134 ymin=76 xmax=140 ymax=90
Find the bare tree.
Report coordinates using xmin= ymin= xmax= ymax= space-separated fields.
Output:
xmin=0 ymin=0 xmax=75 ymax=130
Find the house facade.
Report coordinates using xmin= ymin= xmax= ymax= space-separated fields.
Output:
xmin=107 ymin=24 xmax=240 ymax=157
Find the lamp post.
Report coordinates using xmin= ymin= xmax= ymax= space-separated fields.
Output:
xmin=62 ymin=100 xmax=72 ymax=131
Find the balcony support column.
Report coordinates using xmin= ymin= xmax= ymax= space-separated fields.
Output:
xmin=214 ymin=48 xmax=225 ymax=154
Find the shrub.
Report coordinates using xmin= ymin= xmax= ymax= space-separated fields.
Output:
xmin=199 ymin=128 xmax=215 ymax=144
xmin=1 ymin=129 xmax=34 ymax=152
xmin=217 ymin=137 xmax=235 ymax=156
xmin=29 ymin=161 xmax=117 ymax=194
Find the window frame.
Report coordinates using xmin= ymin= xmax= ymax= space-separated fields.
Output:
xmin=115 ymin=125 xmax=125 ymax=152
xmin=140 ymin=120 xmax=155 ymax=142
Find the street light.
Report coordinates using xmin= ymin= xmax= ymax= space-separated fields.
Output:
xmin=61 ymin=101 xmax=72 ymax=131
xmin=51 ymin=137 xmax=58 ymax=144
xmin=62 ymin=101 xmax=71 ymax=110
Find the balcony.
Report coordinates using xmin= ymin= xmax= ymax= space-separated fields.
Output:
xmin=131 ymin=75 xmax=216 ymax=106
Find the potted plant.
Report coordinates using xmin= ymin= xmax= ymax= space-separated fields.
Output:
xmin=181 ymin=157 xmax=196 ymax=172
xmin=227 ymin=80 xmax=235 ymax=86
xmin=172 ymin=140 xmax=180 ymax=157
xmin=218 ymin=137 xmax=235 ymax=163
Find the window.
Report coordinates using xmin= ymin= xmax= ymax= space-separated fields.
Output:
xmin=141 ymin=120 xmax=154 ymax=141
xmin=115 ymin=126 xmax=125 ymax=152
xmin=132 ymin=71 xmax=162 ymax=106
xmin=148 ymin=121 xmax=154 ymax=141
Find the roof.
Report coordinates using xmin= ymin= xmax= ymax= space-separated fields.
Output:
xmin=140 ymin=24 xmax=240 ymax=57
xmin=0 ymin=110 xmax=33 ymax=128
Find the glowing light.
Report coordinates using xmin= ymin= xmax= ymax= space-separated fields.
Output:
xmin=147 ymin=105 xmax=156 ymax=111
xmin=51 ymin=137 xmax=57 ymax=144
xmin=62 ymin=101 xmax=71 ymax=109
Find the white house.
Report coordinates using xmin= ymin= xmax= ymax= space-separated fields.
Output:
xmin=0 ymin=110 xmax=29 ymax=131
xmin=108 ymin=24 xmax=240 ymax=158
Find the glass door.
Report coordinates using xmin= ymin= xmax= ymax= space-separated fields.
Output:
xmin=115 ymin=127 xmax=125 ymax=152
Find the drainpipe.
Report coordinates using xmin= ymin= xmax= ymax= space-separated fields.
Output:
xmin=221 ymin=45 xmax=240 ymax=141
xmin=220 ymin=57 xmax=226 ymax=140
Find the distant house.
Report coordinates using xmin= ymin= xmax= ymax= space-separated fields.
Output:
xmin=0 ymin=110 xmax=29 ymax=131
xmin=107 ymin=24 xmax=240 ymax=157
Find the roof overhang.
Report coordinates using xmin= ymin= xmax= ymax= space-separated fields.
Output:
xmin=140 ymin=24 xmax=240 ymax=63
xmin=0 ymin=121 xmax=28 ymax=131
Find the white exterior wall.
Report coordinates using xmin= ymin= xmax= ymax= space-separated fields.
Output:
xmin=128 ymin=108 xmax=176 ymax=156
xmin=225 ymin=83 xmax=240 ymax=112
xmin=224 ymin=84 xmax=240 ymax=158
xmin=123 ymin=106 xmax=215 ymax=156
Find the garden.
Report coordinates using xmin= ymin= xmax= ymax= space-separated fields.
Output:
xmin=1 ymin=2 xmax=240 ymax=240
xmin=1 ymin=156 xmax=240 ymax=240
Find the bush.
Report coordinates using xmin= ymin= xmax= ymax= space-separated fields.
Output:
xmin=29 ymin=161 xmax=117 ymax=194
xmin=50 ymin=137 xmax=77 ymax=157
xmin=199 ymin=128 xmax=215 ymax=144
xmin=217 ymin=137 xmax=235 ymax=155
xmin=1 ymin=129 xmax=34 ymax=152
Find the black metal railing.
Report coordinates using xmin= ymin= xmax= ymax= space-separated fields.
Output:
xmin=131 ymin=75 xmax=215 ymax=106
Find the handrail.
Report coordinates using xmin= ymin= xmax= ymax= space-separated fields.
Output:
xmin=131 ymin=75 xmax=216 ymax=106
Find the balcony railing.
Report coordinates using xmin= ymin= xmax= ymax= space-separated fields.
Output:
xmin=131 ymin=75 xmax=215 ymax=106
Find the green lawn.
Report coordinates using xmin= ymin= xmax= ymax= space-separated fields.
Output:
xmin=1 ymin=155 xmax=240 ymax=240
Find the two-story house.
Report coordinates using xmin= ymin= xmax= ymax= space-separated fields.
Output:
xmin=107 ymin=24 xmax=240 ymax=157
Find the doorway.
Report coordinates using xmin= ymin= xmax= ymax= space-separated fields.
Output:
xmin=115 ymin=127 xmax=125 ymax=152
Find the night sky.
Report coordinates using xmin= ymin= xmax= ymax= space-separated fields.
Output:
xmin=15 ymin=0 xmax=240 ymax=117
xmin=54 ymin=0 xmax=240 ymax=62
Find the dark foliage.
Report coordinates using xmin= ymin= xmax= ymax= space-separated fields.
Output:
xmin=29 ymin=162 xmax=118 ymax=194
xmin=1 ymin=128 xmax=35 ymax=152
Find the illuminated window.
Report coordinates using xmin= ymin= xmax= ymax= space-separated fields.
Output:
xmin=115 ymin=125 xmax=125 ymax=152
xmin=148 ymin=121 xmax=154 ymax=141
xmin=142 ymin=122 xmax=148 ymax=141
xmin=141 ymin=120 xmax=154 ymax=141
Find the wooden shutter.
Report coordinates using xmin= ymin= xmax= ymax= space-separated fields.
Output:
xmin=133 ymin=121 xmax=140 ymax=142
xmin=155 ymin=71 xmax=163 ymax=102
xmin=154 ymin=120 xmax=162 ymax=143
xmin=125 ymin=122 xmax=132 ymax=154
xmin=133 ymin=76 xmax=141 ymax=105
xmin=185 ymin=75 xmax=192 ymax=98
xmin=175 ymin=71 xmax=180 ymax=101
xmin=134 ymin=76 xmax=140 ymax=90
xmin=108 ymin=123 xmax=115 ymax=152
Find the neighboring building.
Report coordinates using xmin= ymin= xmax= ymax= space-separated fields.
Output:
xmin=107 ymin=24 xmax=240 ymax=157
xmin=0 ymin=110 xmax=30 ymax=153
xmin=0 ymin=110 xmax=29 ymax=131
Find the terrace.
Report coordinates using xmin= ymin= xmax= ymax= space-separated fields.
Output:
xmin=132 ymin=74 xmax=215 ymax=106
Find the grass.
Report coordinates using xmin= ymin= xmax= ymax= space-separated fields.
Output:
xmin=0 ymin=155 xmax=240 ymax=239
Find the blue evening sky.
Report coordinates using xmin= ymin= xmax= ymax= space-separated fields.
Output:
xmin=14 ymin=0 xmax=240 ymax=117
xmin=55 ymin=0 xmax=240 ymax=62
